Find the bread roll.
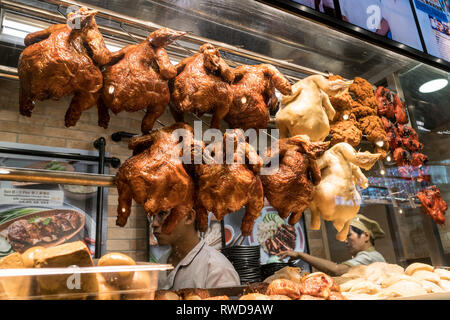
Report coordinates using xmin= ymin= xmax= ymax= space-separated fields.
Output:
xmin=0 ymin=252 xmax=31 ymax=299
xmin=121 ymin=270 xmax=155 ymax=300
xmin=98 ymin=252 xmax=136 ymax=288
xmin=95 ymin=273 xmax=121 ymax=300
xmin=405 ymin=263 xmax=434 ymax=276
xmin=154 ymin=290 xmax=180 ymax=300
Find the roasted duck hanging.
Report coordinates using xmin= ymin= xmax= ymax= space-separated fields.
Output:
xmin=260 ymin=135 xmax=329 ymax=225
xmin=98 ymin=27 xmax=185 ymax=133
xmin=194 ymin=129 xmax=264 ymax=235
xmin=225 ymin=64 xmax=292 ymax=130
xmin=18 ymin=7 xmax=111 ymax=127
xmin=170 ymin=43 xmax=235 ymax=129
xmin=115 ymin=123 xmax=197 ymax=234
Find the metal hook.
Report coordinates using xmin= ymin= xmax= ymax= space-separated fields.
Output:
xmin=119 ymin=22 xmax=140 ymax=44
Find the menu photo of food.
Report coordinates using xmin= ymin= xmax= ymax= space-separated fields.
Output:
xmin=0 ymin=142 xmax=109 ymax=257
xmin=248 ymin=207 xmax=307 ymax=264
xmin=0 ymin=204 xmax=95 ymax=258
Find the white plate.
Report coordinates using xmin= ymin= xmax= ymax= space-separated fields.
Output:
xmin=248 ymin=206 xmax=305 ymax=264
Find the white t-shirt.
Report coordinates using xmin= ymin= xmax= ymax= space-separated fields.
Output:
xmin=158 ymin=240 xmax=241 ymax=290
xmin=380 ymin=0 xmax=423 ymax=50
xmin=339 ymin=0 xmax=382 ymax=32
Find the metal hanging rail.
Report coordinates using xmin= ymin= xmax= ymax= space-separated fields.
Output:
xmin=0 ymin=166 xmax=115 ymax=187
xmin=0 ymin=0 xmax=326 ymax=79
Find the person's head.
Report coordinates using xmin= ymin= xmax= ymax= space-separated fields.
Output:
xmin=151 ymin=209 xmax=198 ymax=246
xmin=345 ymin=225 xmax=373 ymax=256
xmin=345 ymin=214 xmax=385 ymax=256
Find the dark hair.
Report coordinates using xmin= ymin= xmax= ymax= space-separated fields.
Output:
xmin=350 ymin=225 xmax=375 ymax=246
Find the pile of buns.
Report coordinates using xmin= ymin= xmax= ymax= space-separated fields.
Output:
xmin=0 ymin=241 xmax=154 ymax=300
xmin=334 ymin=262 xmax=450 ymax=300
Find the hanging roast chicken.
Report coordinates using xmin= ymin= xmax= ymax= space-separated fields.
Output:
xmin=260 ymin=135 xmax=329 ymax=226
xmin=194 ymin=129 xmax=264 ymax=235
xmin=275 ymin=75 xmax=353 ymax=141
xmin=170 ymin=43 xmax=235 ymax=129
xmin=18 ymin=7 xmax=111 ymax=127
xmin=115 ymin=123 xmax=197 ymax=234
xmin=225 ymin=64 xmax=292 ymax=130
xmin=309 ymin=143 xmax=381 ymax=241
xmin=98 ymin=27 xmax=186 ymax=133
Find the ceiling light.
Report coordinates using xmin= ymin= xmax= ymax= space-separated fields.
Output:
xmin=419 ymin=79 xmax=448 ymax=93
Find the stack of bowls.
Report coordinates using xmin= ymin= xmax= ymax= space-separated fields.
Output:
xmin=260 ymin=262 xmax=290 ymax=280
xmin=221 ymin=245 xmax=261 ymax=284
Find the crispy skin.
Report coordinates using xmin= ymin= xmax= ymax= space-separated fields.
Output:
xmin=417 ymin=186 xmax=447 ymax=225
xmin=330 ymin=118 xmax=362 ymax=147
xmin=18 ymin=8 xmax=111 ymax=127
xmin=170 ymin=43 xmax=234 ymax=129
xmin=266 ymin=279 xmax=302 ymax=300
xmin=260 ymin=135 xmax=329 ymax=225
xmin=328 ymin=76 xmax=388 ymax=157
xmin=300 ymin=272 xmax=335 ymax=299
xmin=225 ymin=64 xmax=291 ymax=130
xmin=195 ymin=129 xmax=264 ymax=236
xmin=349 ymin=77 xmax=378 ymax=110
xmin=99 ymin=28 xmax=185 ymax=133
xmin=115 ymin=123 xmax=196 ymax=234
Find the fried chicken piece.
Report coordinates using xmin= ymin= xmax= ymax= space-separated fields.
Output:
xmin=115 ymin=123 xmax=196 ymax=234
xmin=417 ymin=186 xmax=448 ymax=225
xmin=349 ymin=77 xmax=378 ymax=110
xmin=352 ymin=105 xmax=377 ymax=119
xmin=18 ymin=7 xmax=111 ymax=127
xmin=300 ymin=272 xmax=336 ymax=299
xmin=170 ymin=43 xmax=234 ymax=129
xmin=266 ymin=279 xmax=302 ymax=300
xmin=98 ymin=28 xmax=185 ymax=133
xmin=260 ymin=135 xmax=329 ymax=225
xmin=329 ymin=119 xmax=362 ymax=147
xmin=358 ymin=115 xmax=388 ymax=145
xmin=195 ymin=129 xmax=264 ymax=236
xmin=225 ymin=64 xmax=292 ymax=130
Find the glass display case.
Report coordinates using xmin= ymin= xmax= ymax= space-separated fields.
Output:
xmin=0 ymin=0 xmax=448 ymax=300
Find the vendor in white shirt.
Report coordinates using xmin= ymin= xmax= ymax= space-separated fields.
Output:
xmin=152 ymin=209 xmax=240 ymax=290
